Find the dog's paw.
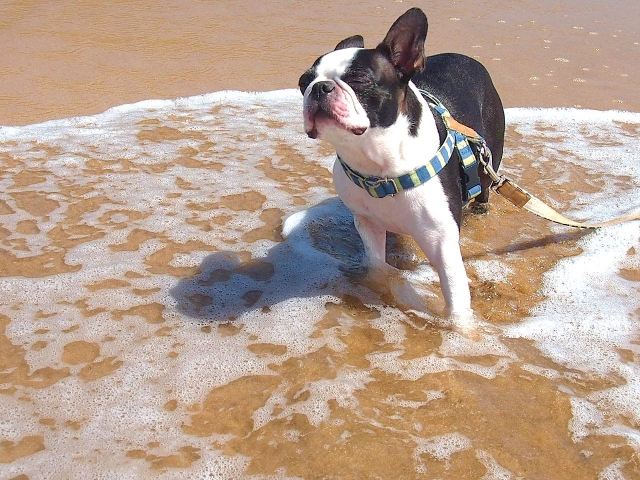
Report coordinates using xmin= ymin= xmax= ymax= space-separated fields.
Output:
xmin=467 ymin=201 xmax=490 ymax=215
xmin=447 ymin=310 xmax=482 ymax=340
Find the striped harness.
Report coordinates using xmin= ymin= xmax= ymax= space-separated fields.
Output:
xmin=338 ymin=89 xmax=488 ymax=202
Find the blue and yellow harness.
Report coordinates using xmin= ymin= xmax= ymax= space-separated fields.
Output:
xmin=338 ymin=89 xmax=487 ymax=203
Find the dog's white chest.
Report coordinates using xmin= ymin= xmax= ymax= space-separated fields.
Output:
xmin=332 ymin=160 xmax=455 ymax=236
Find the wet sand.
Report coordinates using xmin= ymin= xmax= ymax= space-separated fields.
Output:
xmin=1 ymin=0 xmax=639 ymax=126
xmin=1 ymin=1 xmax=639 ymax=479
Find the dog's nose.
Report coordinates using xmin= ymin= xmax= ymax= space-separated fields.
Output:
xmin=311 ymin=81 xmax=335 ymax=98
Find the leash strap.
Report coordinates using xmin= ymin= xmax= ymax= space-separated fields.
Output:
xmin=471 ymin=139 xmax=640 ymax=229
xmin=423 ymin=89 xmax=640 ymax=229
xmin=494 ymin=176 xmax=640 ymax=229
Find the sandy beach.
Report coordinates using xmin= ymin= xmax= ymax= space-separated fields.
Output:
xmin=2 ymin=0 xmax=639 ymax=126
xmin=1 ymin=1 xmax=639 ymax=479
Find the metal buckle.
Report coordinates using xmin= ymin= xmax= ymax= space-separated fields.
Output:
xmin=364 ymin=177 xmax=397 ymax=197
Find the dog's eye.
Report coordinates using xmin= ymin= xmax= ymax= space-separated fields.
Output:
xmin=350 ymin=79 xmax=371 ymax=87
xmin=345 ymin=74 xmax=373 ymax=89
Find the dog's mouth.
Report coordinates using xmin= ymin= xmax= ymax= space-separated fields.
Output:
xmin=303 ymin=82 xmax=369 ymax=139
xmin=303 ymin=103 xmax=322 ymax=139
xmin=304 ymin=105 xmax=368 ymax=139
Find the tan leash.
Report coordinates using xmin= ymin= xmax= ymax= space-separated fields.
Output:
xmin=418 ymin=89 xmax=639 ymax=229
xmin=474 ymin=142 xmax=640 ymax=229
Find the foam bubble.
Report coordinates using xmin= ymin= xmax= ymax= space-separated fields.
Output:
xmin=367 ymin=350 xmax=511 ymax=381
xmin=598 ymin=460 xmax=627 ymax=480
xmin=253 ymin=367 xmax=373 ymax=429
xmin=439 ymin=331 xmax=515 ymax=358
xmin=504 ymin=224 xmax=639 ymax=376
xmin=469 ymin=259 xmax=514 ymax=283
xmin=476 ymin=450 xmax=514 ymax=480
xmin=383 ymin=390 xmax=443 ymax=409
xmin=413 ymin=432 xmax=472 ymax=462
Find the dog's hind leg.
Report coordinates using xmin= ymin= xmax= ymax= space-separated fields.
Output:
xmin=340 ymin=214 xmax=397 ymax=281
xmin=353 ymin=214 xmax=389 ymax=272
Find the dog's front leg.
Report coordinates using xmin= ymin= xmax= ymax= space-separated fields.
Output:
xmin=413 ymin=229 xmax=472 ymax=319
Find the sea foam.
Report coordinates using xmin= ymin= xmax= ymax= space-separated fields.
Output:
xmin=0 ymin=89 xmax=638 ymax=479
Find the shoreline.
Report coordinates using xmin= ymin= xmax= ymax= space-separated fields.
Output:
xmin=1 ymin=0 xmax=638 ymax=126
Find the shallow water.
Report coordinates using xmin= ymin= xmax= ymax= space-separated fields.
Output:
xmin=0 ymin=89 xmax=638 ymax=479
xmin=2 ymin=0 xmax=640 ymax=478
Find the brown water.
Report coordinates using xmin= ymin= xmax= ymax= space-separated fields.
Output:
xmin=1 ymin=1 xmax=639 ymax=479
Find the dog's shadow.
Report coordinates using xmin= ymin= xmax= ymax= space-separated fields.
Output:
xmin=170 ymin=195 xmax=595 ymax=324
xmin=170 ymin=198 xmax=371 ymax=322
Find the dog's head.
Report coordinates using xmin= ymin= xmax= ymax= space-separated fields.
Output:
xmin=299 ymin=8 xmax=428 ymax=141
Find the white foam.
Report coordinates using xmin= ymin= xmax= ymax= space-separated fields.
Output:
xmin=520 ymin=363 xmax=562 ymax=380
xmin=413 ymin=432 xmax=472 ymax=462
xmin=383 ymin=390 xmax=444 ymax=409
xmin=367 ymin=350 xmax=512 ymax=381
xmin=505 ymin=107 xmax=640 ymax=126
xmin=469 ymin=259 xmax=514 ymax=284
xmin=598 ymin=460 xmax=628 ymax=480
xmin=476 ymin=450 xmax=514 ymax=480
xmin=504 ymin=224 xmax=639 ymax=376
xmin=439 ymin=331 xmax=515 ymax=359
xmin=504 ymin=223 xmax=639 ymax=456
xmin=252 ymin=367 xmax=373 ymax=429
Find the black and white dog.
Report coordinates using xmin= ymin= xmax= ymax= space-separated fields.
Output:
xmin=299 ymin=8 xmax=505 ymax=322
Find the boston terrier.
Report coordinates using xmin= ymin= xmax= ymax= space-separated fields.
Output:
xmin=298 ymin=8 xmax=505 ymax=323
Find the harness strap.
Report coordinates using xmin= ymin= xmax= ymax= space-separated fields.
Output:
xmin=338 ymin=129 xmax=456 ymax=199
xmin=419 ymin=90 xmax=482 ymax=140
xmin=339 ymin=89 xmax=484 ymax=201
xmin=420 ymin=89 xmax=484 ymax=201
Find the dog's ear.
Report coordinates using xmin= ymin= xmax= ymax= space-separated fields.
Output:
xmin=377 ymin=8 xmax=427 ymax=81
xmin=334 ymin=35 xmax=365 ymax=50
